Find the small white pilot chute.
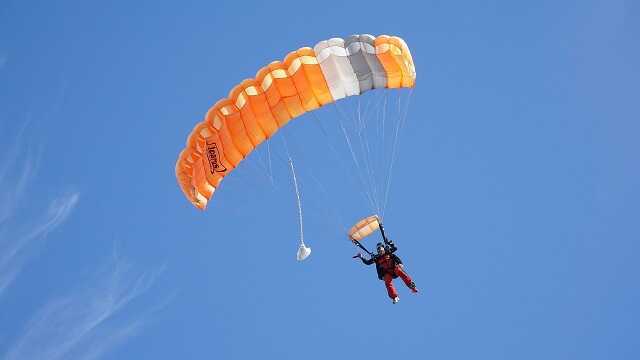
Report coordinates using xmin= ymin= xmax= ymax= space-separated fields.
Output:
xmin=296 ymin=242 xmax=311 ymax=261
xmin=289 ymin=158 xmax=311 ymax=261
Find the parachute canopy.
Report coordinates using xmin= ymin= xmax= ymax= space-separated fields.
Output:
xmin=176 ymin=34 xmax=416 ymax=209
xmin=348 ymin=215 xmax=381 ymax=241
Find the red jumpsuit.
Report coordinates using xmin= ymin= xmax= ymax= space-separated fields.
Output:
xmin=376 ymin=254 xmax=415 ymax=299
xmin=360 ymin=246 xmax=416 ymax=300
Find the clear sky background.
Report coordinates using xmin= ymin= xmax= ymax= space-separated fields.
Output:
xmin=1 ymin=0 xmax=639 ymax=359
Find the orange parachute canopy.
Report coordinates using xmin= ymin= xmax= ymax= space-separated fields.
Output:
xmin=176 ymin=34 xmax=416 ymax=209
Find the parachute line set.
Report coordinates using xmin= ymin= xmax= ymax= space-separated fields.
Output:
xmin=175 ymin=34 xmax=416 ymax=210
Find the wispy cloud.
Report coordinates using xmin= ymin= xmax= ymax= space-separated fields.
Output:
xmin=1 ymin=85 xmax=167 ymax=359
xmin=0 ymin=192 xmax=80 ymax=296
xmin=0 ymin=120 xmax=38 ymax=225
xmin=0 ymin=154 xmax=37 ymax=225
xmin=4 ymin=249 xmax=166 ymax=360
xmin=0 ymin=119 xmax=80 ymax=296
xmin=0 ymin=123 xmax=80 ymax=296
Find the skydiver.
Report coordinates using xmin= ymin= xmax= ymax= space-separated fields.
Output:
xmin=353 ymin=225 xmax=418 ymax=304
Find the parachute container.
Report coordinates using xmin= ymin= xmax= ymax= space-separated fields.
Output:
xmin=348 ymin=215 xmax=381 ymax=241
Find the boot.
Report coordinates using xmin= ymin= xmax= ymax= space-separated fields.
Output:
xmin=409 ymin=282 xmax=419 ymax=293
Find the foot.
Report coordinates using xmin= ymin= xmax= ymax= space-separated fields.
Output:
xmin=392 ymin=296 xmax=400 ymax=304
xmin=409 ymin=282 xmax=419 ymax=294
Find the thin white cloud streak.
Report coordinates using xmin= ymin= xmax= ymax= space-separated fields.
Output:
xmin=0 ymin=119 xmax=79 ymax=296
xmin=0 ymin=155 xmax=36 ymax=225
xmin=1 ymin=84 xmax=166 ymax=359
xmin=73 ymin=320 xmax=144 ymax=360
xmin=0 ymin=119 xmax=37 ymax=226
xmin=0 ymin=192 xmax=80 ymax=296
xmin=4 ymin=251 xmax=166 ymax=360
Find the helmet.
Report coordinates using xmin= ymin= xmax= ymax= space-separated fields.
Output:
xmin=376 ymin=242 xmax=385 ymax=251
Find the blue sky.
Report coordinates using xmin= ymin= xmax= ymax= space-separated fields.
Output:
xmin=1 ymin=0 xmax=639 ymax=359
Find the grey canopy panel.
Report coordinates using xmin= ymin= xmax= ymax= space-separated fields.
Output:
xmin=345 ymin=34 xmax=387 ymax=92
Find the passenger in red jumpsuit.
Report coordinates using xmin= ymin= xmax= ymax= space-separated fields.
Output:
xmin=355 ymin=240 xmax=418 ymax=304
